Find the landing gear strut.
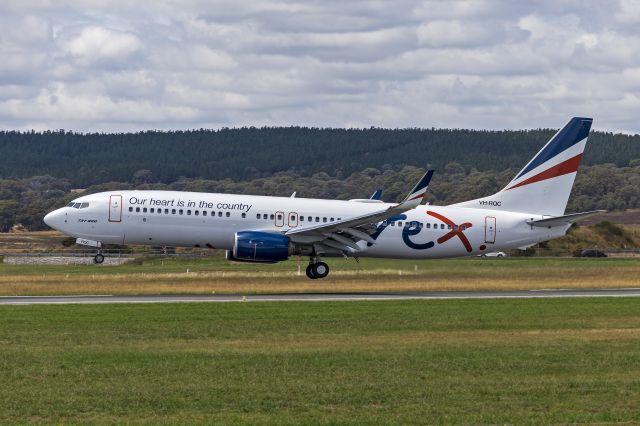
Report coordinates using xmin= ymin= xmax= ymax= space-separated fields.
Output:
xmin=305 ymin=257 xmax=329 ymax=279
xmin=94 ymin=252 xmax=105 ymax=264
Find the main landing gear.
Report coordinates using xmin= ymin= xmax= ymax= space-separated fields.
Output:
xmin=305 ymin=257 xmax=329 ymax=279
xmin=94 ymin=252 xmax=105 ymax=264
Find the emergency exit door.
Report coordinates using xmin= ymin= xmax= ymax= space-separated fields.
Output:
xmin=109 ymin=195 xmax=122 ymax=222
xmin=485 ymin=216 xmax=496 ymax=243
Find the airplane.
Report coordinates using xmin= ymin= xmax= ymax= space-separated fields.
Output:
xmin=44 ymin=117 xmax=603 ymax=279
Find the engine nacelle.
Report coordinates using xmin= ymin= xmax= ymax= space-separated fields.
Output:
xmin=231 ymin=231 xmax=290 ymax=263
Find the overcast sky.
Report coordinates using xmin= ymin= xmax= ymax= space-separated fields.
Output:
xmin=1 ymin=0 xmax=639 ymax=133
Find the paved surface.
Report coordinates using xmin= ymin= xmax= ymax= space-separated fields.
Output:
xmin=2 ymin=288 xmax=640 ymax=305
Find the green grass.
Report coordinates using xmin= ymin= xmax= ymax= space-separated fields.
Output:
xmin=1 ymin=298 xmax=640 ymax=424
xmin=0 ymin=254 xmax=637 ymax=276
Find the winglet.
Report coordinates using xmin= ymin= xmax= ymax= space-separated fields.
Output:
xmin=403 ymin=170 xmax=434 ymax=205
xmin=369 ymin=189 xmax=382 ymax=200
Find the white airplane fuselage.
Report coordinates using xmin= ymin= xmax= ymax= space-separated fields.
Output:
xmin=44 ymin=190 xmax=567 ymax=258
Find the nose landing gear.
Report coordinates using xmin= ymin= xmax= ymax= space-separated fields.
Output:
xmin=305 ymin=257 xmax=329 ymax=279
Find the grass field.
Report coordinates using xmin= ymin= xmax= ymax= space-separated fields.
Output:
xmin=0 ymin=256 xmax=639 ymax=295
xmin=1 ymin=298 xmax=639 ymax=424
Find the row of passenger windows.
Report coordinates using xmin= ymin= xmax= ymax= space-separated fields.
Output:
xmin=254 ymin=214 xmax=342 ymax=222
xmin=387 ymin=220 xmax=465 ymax=231
xmin=67 ymin=202 xmax=89 ymax=209
xmin=129 ymin=206 xmax=241 ymax=218
xmin=127 ymin=207 xmax=343 ymax=223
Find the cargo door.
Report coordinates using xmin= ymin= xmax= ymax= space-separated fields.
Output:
xmin=485 ymin=216 xmax=496 ymax=244
xmin=109 ymin=195 xmax=122 ymax=222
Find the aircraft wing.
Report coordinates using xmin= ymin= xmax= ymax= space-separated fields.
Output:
xmin=526 ymin=210 xmax=606 ymax=227
xmin=285 ymin=171 xmax=433 ymax=253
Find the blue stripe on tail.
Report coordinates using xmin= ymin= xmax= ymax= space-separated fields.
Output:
xmin=516 ymin=117 xmax=592 ymax=179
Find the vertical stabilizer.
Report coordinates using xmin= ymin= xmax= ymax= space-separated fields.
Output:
xmin=451 ymin=117 xmax=593 ymax=216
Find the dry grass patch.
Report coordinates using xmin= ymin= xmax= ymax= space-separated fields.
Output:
xmin=0 ymin=257 xmax=638 ymax=295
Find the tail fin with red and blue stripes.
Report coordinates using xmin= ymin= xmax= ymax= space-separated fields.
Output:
xmin=452 ymin=117 xmax=593 ymax=216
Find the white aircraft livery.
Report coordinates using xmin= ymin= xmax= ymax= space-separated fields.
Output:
xmin=44 ymin=117 xmax=602 ymax=279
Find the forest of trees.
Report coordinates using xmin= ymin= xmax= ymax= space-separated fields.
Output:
xmin=1 ymin=126 xmax=638 ymax=231
xmin=1 ymin=162 xmax=639 ymax=231
xmin=1 ymin=127 xmax=639 ymax=187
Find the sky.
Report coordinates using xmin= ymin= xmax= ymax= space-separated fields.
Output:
xmin=1 ymin=0 xmax=639 ymax=133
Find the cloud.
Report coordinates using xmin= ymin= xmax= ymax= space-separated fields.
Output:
xmin=62 ymin=26 xmax=142 ymax=64
xmin=0 ymin=0 xmax=639 ymax=133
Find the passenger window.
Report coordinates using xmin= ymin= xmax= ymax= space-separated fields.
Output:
xmin=270 ymin=214 xmax=275 ymax=220
xmin=300 ymin=216 xmax=304 ymax=222
xmin=211 ymin=211 xmax=215 ymax=217
xmin=398 ymin=222 xmax=402 ymax=227
xmin=256 ymin=214 xmax=261 ymax=219
xmin=277 ymin=214 xmax=282 ymax=220
xmin=136 ymin=207 xmax=140 ymax=212
xmin=172 ymin=209 xmax=176 ymax=214
xmin=218 ymin=211 xmax=222 ymax=217
xmin=461 ymin=225 xmax=465 ymax=230
xmin=203 ymin=211 xmax=207 ymax=216
xmin=447 ymin=225 xmax=452 ymax=230
xmin=426 ymin=223 xmax=430 ymax=229
xmin=226 ymin=212 xmax=230 ymax=217
xmin=195 ymin=211 xmax=199 ymax=216
xmin=129 ymin=207 xmax=133 ymax=212
xmin=143 ymin=207 xmax=148 ymax=213
xmin=390 ymin=222 xmax=395 ymax=226
xmin=337 ymin=218 xmax=341 ymax=221
xmin=263 ymin=214 xmax=268 ymax=220
xmin=323 ymin=217 xmax=327 ymax=223
xmin=330 ymin=217 xmax=334 ymax=222
xmin=187 ymin=210 xmax=191 ymax=215
xmin=242 ymin=213 xmax=246 ymax=218
xmin=441 ymin=224 xmax=445 ymax=229
xmin=179 ymin=210 xmax=183 ymax=215
xmin=165 ymin=209 xmax=169 ymax=214
xmin=150 ymin=208 xmax=154 ymax=213
xmin=308 ymin=216 xmax=312 ymax=222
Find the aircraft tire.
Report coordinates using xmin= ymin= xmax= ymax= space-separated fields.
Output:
xmin=312 ymin=262 xmax=329 ymax=279
xmin=94 ymin=253 xmax=105 ymax=264
xmin=305 ymin=264 xmax=317 ymax=279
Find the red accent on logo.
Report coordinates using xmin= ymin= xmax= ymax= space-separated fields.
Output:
xmin=506 ymin=154 xmax=582 ymax=191
xmin=427 ymin=210 xmax=473 ymax=252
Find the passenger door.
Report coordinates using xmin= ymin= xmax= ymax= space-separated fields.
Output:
xmin=484 ymin=216 xmax=496 ymax=243
xmin=109 ymin=195 xmax=122 ymax=222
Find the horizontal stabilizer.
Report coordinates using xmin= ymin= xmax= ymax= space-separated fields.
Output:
xmin=526 ymin=210 xmax=606 ymax=227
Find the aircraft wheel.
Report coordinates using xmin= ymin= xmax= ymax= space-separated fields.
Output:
xmin=305 ymin=264 xmax=317 ymax=279
xmin=94 ymin=253 xmax=105 ymax=264
xmin=312 ymin=262 xmax=329 ymax=279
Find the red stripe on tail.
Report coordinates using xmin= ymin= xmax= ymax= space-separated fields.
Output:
xmin=506 ymin=154 xmax=583 ymax=191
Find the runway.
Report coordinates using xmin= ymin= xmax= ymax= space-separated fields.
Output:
xmin=2 ymin=288 xmax=640 ymax=305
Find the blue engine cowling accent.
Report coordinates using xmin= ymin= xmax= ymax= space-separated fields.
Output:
xmin=232 ymin=231 xmax=290 ymax=263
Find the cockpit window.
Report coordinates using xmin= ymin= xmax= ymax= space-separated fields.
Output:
xmin=80 ymin=203 xmax=89 ymax=209
xmin=67 ymin=202 xmax=75 ymax=207
xmin=73 ymin=203 xmax=82 ymax=209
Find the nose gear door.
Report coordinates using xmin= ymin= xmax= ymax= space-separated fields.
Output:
xmin=109 ymin=195 xmax=122 ymax=222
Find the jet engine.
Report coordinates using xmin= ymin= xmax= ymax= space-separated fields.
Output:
xmin=230 ymin=231 xmax=291 ymax=263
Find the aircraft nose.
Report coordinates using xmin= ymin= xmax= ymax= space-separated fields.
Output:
xmin=44 ymin=208 xmax=67 ymax=231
